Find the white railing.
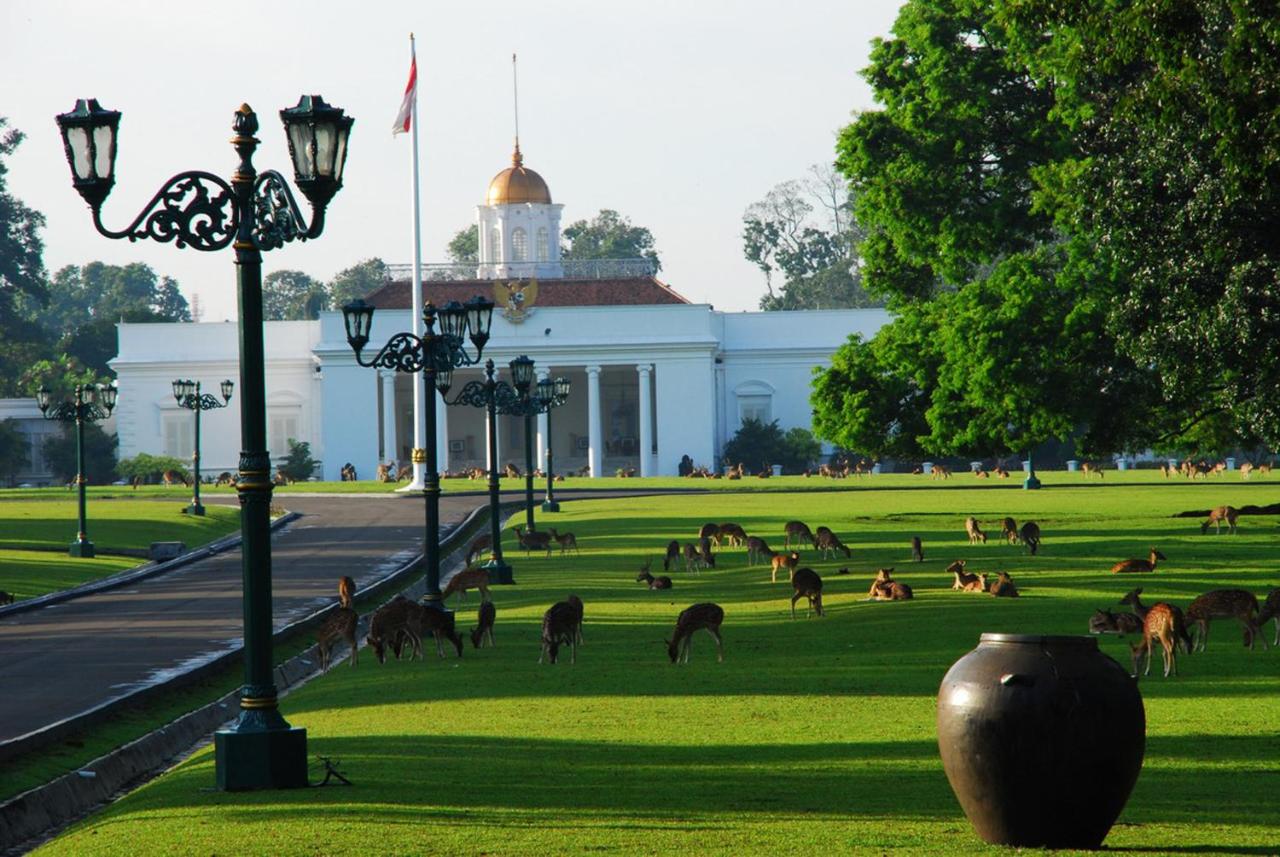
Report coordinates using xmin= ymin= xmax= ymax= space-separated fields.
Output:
xmin=384 ymin=258 xmax=658 ymax=282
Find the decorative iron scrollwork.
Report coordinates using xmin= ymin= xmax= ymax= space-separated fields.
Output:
xmin=252 ymin=170 xmax=310 ymax=251
xmin=96 ymin=171 xmax=236 ymax=251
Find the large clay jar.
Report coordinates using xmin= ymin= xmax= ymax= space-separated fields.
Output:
xmin=937 ymin=634 xmax=1145 ymax=850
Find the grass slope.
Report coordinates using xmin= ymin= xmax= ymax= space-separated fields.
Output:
xmin=38 ymin=482 xmax=1280 ymax=856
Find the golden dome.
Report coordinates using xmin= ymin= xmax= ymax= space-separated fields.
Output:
xmin=486 ymin=144 xmax=552 ymax=205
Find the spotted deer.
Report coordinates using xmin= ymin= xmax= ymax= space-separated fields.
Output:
xmin=965 ymin=517 xmax=987 ymax=545
xmin=1088 ymin=608 xmax=1144 ymax=637
xmin=769 ymin=550 xmax=800 ymax=584
xmin=514 ymin=525 xmax=553 ymax=556
xmin=791 ymin=567 xmax=825 ymax=617
xmin=161 ymin=469 xmax=190 ymax=487
xmin=746 ymin=536 xmax=775 ymax=567
xmin=1200 ymin=505 xmax=1240 ymax=535
xmin=1185 ymin=589 xmax=1265 ymax=652
xmin=717 ymin=522 xmax=748 ymax=547
xmin=406 ymin=601 xmax=464 ymax=658
xmin=698 ymin=537 xmax=717 ymax=569
xmin=538 ymin=600 xmax=579 ymax=664
xmin=1081 ymin=462 xmax=1104 ymax=479
xmin=316 ymin=606 xmax=358 ymax=671
xmin=1133 ymin=602 xmax=1180 ymax=678
xmin=988 ymin=571 xmax=1019 ymax=598
xmin=698 ymin=523 xmax=721 ymax=543
xmin=911 ymin=536 xmax=924 ymax=562
xmin=663 ymin=539 xmax=680 ymax=571
xmin=548 ymin=527 xmax=580 ymax=554
xmin=869 ymin=568 xmax=912 ymax=601
xmin=948 ymin=560 xmax=984 ymax=592
xmin=442 ymin=567 xmax=491 ymax=603
xmin=683 ymin=542 xmax=705 ymax=574
xmin=784 ymin=521 xmax=816 ymax=550
xmin=1019 ymin=521 xmax=1041 ymax=555
xmin=1110 ymin=548 xmax=1166 ymax=574
xmin=1119 ymin=588 xmax=1193 ymax=654
xmin=1258 ymin=588 xmax=1280 ymax=646
xmin=566 ymin=594 xmax=585 ymax=645
xmin=666 ymin=602 xmax=725 ymax=663
xmin=637 ymin=562 xmax=673 ymax=590
xmin=338 ymin=575 xmax=356 ymax=609
xmin=367 ymin=596 xmax=421 ymax=664
xmin=814 ymin=527 xmax=851 ymax=559
xmin=1000 ymin=517 xmax=1019 ymax=545
xmin=930 ymin=464 xmax=950 ymax=479
xmin=471 ymin=600 xmax=496 ymax=649
xmin=465 ymin=534 xmax=492 ymax=567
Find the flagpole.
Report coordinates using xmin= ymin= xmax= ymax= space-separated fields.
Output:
xmin=405 ymin=33 xmax=428 ymax=492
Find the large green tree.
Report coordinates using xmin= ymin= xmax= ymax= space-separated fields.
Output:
xmin=262 ymin=269 xmax=327 ymax=320
xmin=45 ymin=262 xmax=190 ymax=336
xmin=447 ymin=227 xmax=479 ymax=266
xmin=0 ymin=419 xmax=29 ymax=486
xmin=328 ymin=258 xmax=388 ymax=306
xmin=0 ymin=119 xmax=49 ymax=396
xmin=562 ymin=210 xmax=661 ymax=271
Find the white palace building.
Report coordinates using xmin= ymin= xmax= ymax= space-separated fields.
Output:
xmin=104 ymin=146 xmax=889 ymax=481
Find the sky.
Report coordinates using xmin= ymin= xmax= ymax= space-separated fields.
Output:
xmin=3 ymin=0 xmax=905 ymax=322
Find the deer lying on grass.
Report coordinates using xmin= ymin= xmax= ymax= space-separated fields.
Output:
xmin=1119 ymin=588 xmax=1193 ymax=653
xmin=1259 ymin=588 xmax=1280 ymax=646
xmin=911 ymin=536 xmax=924 ymax=562
xmin=471 ymin=600 xmax=496 ymax=649
xmin=367 ymin=596 xmax=421 ymax=664
xmin=1000 ymin=518 xmax=1019 ymax=545
xmin=1200 ymin=505 xmax=1240 ymax=535
xmin=442 ymin=567 xmax=491 ymax=603
xmin=988 ymin=571 xmax=1019 ymax=598
xmin=538 ymin=600 xmax=579 ymax=664
xmin=338 ymin=576 xmax=356 ymax=609
xmin=465 ymin=534 xmax=492 ymax=567
xmin=316 ymin=606 xmax=358 ymax=671
xmin=548 ymin=528 xmax=580 ymax=554
xmin=717 ymin=522 xmax=748 ymax=547
xmin=771 ymin=550 xmax=800 ymax=584
xmin=814 ymin=527 xmax=851 ymax=559
xmin=1019 ymin=521 xmax=1041 ymax=555
xmin=784 ymin=521 xmax=816 ymax=550
xmin=746 ymin=536 xmax=775 ymax=567
xmin=965 ymin=516 xmax=987 ymax=544
xmin=395 ymin=464 xmax=413 ymax=481
xmin=1088 ymin=608 xmax=1144 ymax=637
xmin=663 ymin=539 xmax=680 ymax=571
xmin=514 ymin=525 xmax=553 ymax=557
xmin=791 ymin=567 xmax=825 ymax=616
xmin=637 ymin=559 xmax=673 ymax=590
xmin=1110 ymin=548 xmax=1166 ymax=574
xmin=503 ymin=462 xmax=521 ymax=478
xmin=869 ymin=568 xmax=912 ymax=601
xmin=667 ymin=603 xmax=725 ymax=663
xmin=1185 ymin=589 xmax=1265 ymax=652
xmin=948 ymin=560 xmax=984 ymax=592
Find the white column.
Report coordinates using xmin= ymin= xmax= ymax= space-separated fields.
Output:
xmin=436 ymin=388 xmax=449 ymax=474
xmin=535 ymin=367 xmax=550 ymax=472
xmin=587 ymin=364 xmax=603 ymax=478
xmin=380 ymin=371 xmax=396 ymax=464
xmin=637 ymin=363 xmax=653 ymax=477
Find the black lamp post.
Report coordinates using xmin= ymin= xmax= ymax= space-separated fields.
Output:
xmin=444 ymin=358 xmax=523 ymax=585
xmin=507 ymin=355 xmax=537 ymax=531
xmin=173 ymin=379 xmax=234 ymax=516
xmin=56 ymin=94 xmax=353 ymax=791
xmin=342 ymin=296 xmax=495 ymax=594
xmin=536 ymin=375 xmax=571 ymax=512
xmin=36 ymin=382 xmax=117 ymax=558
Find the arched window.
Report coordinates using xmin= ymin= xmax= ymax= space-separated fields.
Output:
xmin=537 ymin=227 xmax=549 ymax=262
xmin=489 ymin=227 xmax=501 ymax=262
xmin=511 ymin=227 xmax=528 ymax=262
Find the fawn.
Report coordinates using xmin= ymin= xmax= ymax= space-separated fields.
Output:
xmin=442 ymin=567 xmax=491 ymax=602
xmin=514 ymin=525 xmax=553 ymax=556
xmin=1185 ymin=589 xmax=1265 ymax=652
xmin=869 ymin=568 xmax=912 ymax=601
xmin=1133 ymin=602 xmax=1180 ymax=678
xmin=746 ymin=536 xmax=775 ymax=567
xmin=1257 ymin=588 xmax=1280 ymax=646
xmin=663 ymin=539 xmax=680 ymax=571
xmin=1110 ymin=548 xmax=1166 ymax=574
xmin=316 ymin=606 xmax=358 ymax=671
xmin=770 ymin=550 xmax=800 ymax=584
xmin=1019 ymin=521 xmax=1041 ymax=555
xmin=1000 ymin=517 xmax=1019 ymax=545
xmin=1088 ymin=608 xmax=1144 ymax=637
xmin=717 ymin=522 xmax=748 ymax=547
xmin=471 ymin=600 xmax=496 ymax=649
xmin=911 ymin=536 xmax=924 ymax=562
xmin=791 ymin=567 xmax=825 ymax=616
xmin=637 ymin=561 xmax=673 ymax=590
xmin=1200 ymin=505 xmax=1240 ymax=535
xmin=965 ymin=517 xmax=987 ymax=545
xmin=988 ymin=571 xmax=1019 ymax=598
xmin=814 ymin=527 xmax=851 ymax=559
xmin=784 ymin=521 xmax=816 ymax=550
xmin=548 ymin=528 xmax=580 ymax=554
xmin=465 ymin=533 xmax=492 ymax=566
xmin=538 ymin=600 xmax=579 ymax=664
xmin=1119 ymin=588 xmax=1193 ymax=653
xmin=338 ymin=576 xmax=356 ymax=610
xmin=667 ymin=603 xmax=725 ymax=663
xmin=367 ymin=596 xmax=421 ymax=664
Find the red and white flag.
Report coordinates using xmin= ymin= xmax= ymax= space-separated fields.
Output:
xmin=392 ymin=40 xmax=417 ymax=135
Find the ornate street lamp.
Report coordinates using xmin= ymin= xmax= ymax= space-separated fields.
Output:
xmin=495 ymin=356 xmax=569 ymax=524
xmin=56 ymin=95 xmax=353 ymax=791
xmin=536 ymin=375 xmax=572 ymax=512
xmin=37 ymin=382 xmax=117 ymax=557
xmin=173 ymin=378 xmax=234 ymax=515
xmin=444 ymin=358 xmax=523 ymax=585
xmin=342 ymin=296 xmax=495 ymax=593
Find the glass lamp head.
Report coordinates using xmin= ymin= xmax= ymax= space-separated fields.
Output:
xmin=55 ymin=98 xmax=120 ymax=210
xmin=279 ymin=95 xmax=354 ymax=209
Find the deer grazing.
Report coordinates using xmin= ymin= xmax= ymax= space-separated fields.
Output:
xmin=567 ymin=594 xmax=585 ymax=645
xmin=1185 ymin=589 xmax=1265 ymax=652
xmin=666 ymin=602 xmax=725 ymax=664
xmin=663 ymin=539 xmax=680 ymax=571
xmin=465 ymin=533 xmax=492 ymax=567
xmin=1000 ymin=518 xmax=1019 ymax=545
xmin=407 ymin=601 xmax=464 ymax=658
xmin=965 ymin=516 xmax=987 ymax=545
xmin=1110 ymin=548 xmax=1166 ymax=574
xmin=442 ymin=566 xmax=491 ymax=602
xmin=1019 ymin=521 xmax=1041 ymax=555
xmin=514 ymin=525 xmax=553 ymax=557
xmin=717 ymin=522 xmax=748 ymax=547
xmin=869 ymin=568 xmax=912 ymax=601
xmin=161 ymin=469 xmax=190 ymax=487
xmin=1119 ymin=588 xmax=1193 ymax=654
xmin=367 ymin=596 xmax=421 ymax=664
xmin=784 ymin=521 xmax=816 ymax=550
xmin=637 ymin=559 xmax=673 ymax=590
xmin=698 ymin=523 xmax=721 ymax=543
xmin=699 ymin=537 xmax=716 ymax=569
xmin=1200 ymin=505 xmax=1240 ymax=535
xmin=771 ymin=550 xmax=800 ymax=584
xmin=746 ymin=536 xmax=775 ymax=566
xmin=988 ymin=571 xmax=1019 ymax=598
xmin=814 ymin=526 xmax=851 ymax=559
xmin=538 ymin=600 xmax=580 ymax=664
xmin=316 ymin=606 xmax=358 ymax=671
xmin=791 ymin=567 xmax=825 ymax=616
xmin=911 ymin=536 xmax=924 ymax=562
xmin=683 ymin=542 xmax=705 ymax=574
xmin=471 ymin=600 xmax=496 ymax=649
xmin=548 ymin=527 xmax=580 ymax=554
xmin=338 ymin=575 xmax=356 ymax=609
xmin=1088 ymin=608 xmax=1144 ymax=637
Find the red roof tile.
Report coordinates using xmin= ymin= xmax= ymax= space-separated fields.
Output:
xmin=365 ymin=276 xmax=690 ymax=310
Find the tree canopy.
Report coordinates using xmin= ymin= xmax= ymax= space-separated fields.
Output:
xmin=447 ymin=226 xmax=479 ymax=265
xmin=562 ymin=210 xmax=661 ymax=271
xmin=328 ymin=258 xmax=389 ymax=307
xmin=262 ymin=269 xmax=328 ymax=321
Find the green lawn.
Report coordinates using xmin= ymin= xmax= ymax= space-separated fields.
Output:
xmin=37 ymin=481 xmax=1280 ymax=855
xmin=0 ymin=500 xmax=241 ymax=601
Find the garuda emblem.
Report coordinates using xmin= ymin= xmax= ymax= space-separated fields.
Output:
xmin=495 ymin=277 xmax=538 ymax=323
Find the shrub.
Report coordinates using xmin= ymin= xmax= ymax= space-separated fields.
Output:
xmin=724 ymin=420 xmax=821 ymax=474
xmin=116 ymin=453 xmax=191 ymax=484
xmin=42 ymin=424 xmax=118 ymax=484
xmin=279 ymin=438 xmax=319 ymax=482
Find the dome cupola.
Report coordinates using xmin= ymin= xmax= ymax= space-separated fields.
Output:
xmin=486 ymin=144 xmax=551 ymax=205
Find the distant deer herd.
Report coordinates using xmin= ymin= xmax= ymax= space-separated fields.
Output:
xmin=310 ymin=488 xmax=1278 ymax=683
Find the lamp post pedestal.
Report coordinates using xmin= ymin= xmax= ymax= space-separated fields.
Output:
xmin=69 ymin=538 xmax=95 ymax=558
xmin=1023 ymin=453 xmax=1042 ymax=490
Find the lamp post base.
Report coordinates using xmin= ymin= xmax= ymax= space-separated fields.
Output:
xmin=541 ymin=500 xmax=560 ymax=512
xmin=214 ymin=724 xmax=308 ymax=791
xmin=183 ymin=502 xmax=207 ymax=516
xmin=482 ymin=558 xmax=516 ymax=585
xmin=69 ymin=540 xmax=95 ymax=558
xmin=1023 ymin=476 xmax=1042 ymax=490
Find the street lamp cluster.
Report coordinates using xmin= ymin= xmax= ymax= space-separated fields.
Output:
xmin=36 ymin=383 xmax=118 ymax=558
xmin=172 ymin=379 xmax=234 ymax=515
xmin=56 ymin=93 xmax=353 ymax=791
